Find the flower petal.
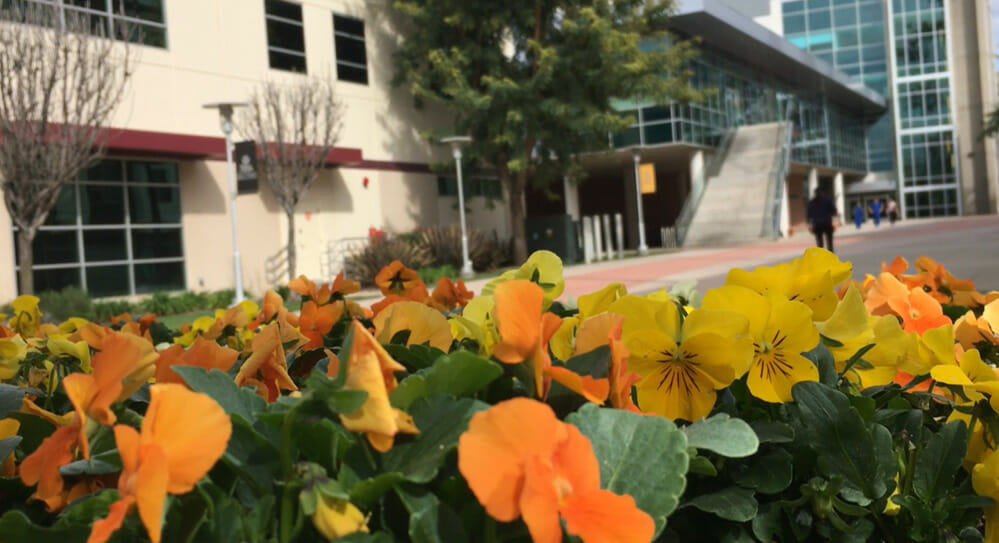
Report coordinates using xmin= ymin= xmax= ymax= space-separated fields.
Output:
xmin=562 ymin=488 xmax=655 ymax=543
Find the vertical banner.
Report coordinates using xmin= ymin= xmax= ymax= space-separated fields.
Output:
xmin=234 ymin=141 xmax=259 ymax=195
xmin=639 ymin=162 xmax=657 ymax=194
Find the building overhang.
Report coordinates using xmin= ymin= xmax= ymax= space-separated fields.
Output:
xmin=102 ymin=127 xmax=364 ymax=166
xmin=670 ymin=0 xmax=888 ymax=116
xmin=845 ymin=179 xmax=898 ymax=195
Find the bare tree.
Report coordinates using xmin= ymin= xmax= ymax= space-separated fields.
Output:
xmin=0 ymin=4 xmax=134 ymax=295
xmin=242 ymin=78 xmax=344 ymax=280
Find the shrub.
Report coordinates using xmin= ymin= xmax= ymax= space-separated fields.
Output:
xmin=38 ymin=286 xmax=94 ymax=322
xmin=93 ymin=299 xmax=139 ymax=322
xmin=419 ymin=225 xmax=511 ymax=272
xmin=417 ymin=264 xmax=458 ymax=285
xmin=345 ymin=235 xmax=432 ymax=286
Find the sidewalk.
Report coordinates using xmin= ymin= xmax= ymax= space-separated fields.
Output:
xmin=355 ymin=216 xmax=972 ymax=303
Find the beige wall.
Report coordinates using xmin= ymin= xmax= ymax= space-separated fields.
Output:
xmin=949 ymin=0 xmax=999 ymax=215
xmin=0 ymin=206 xmax=14 ymax=299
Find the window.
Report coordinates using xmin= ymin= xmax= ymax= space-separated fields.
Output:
xmin=12 ymin=158 xmax=185 ymax=297
xmin=333 ymin=14 xmax=367 ymax=84
xmin=1 ymin=0 xmax=167 ymax=47
xmin=265 ymin=0 xmax=306 ymax=72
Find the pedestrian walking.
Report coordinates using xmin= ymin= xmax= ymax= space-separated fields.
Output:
xmin=869 ymin=199 xmax=882 ymax=227
xmin=807 ymin=188 xmax=839 ymax=253
xmin=887 ymin=198 xmax=898 ymax=225
xmin=853 ymin=202 xmax=864 ymax=229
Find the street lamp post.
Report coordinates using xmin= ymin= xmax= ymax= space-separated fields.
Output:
xmin=204 ymin=101 xmax=248 ymax=304
xmin=441 ymin=136 xmax=474 ymax=278
xmin=631 ymin=147 xmax=649 ymax=255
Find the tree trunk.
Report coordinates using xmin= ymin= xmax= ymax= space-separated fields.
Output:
xmin=507 ymin=173 xmax=528 ymax=264
xmin=287 ymin=210 xmax=297 ymax=281
xmin=16 ymin=228 xmax=35 ymax=295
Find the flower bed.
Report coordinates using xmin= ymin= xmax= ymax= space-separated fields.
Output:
xmin=0 ymin=248 xmax=997 ymax=542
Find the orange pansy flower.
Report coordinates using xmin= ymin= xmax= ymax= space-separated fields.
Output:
xmin=493 ymin=280 xmax=608 ymax=403
xmin=299 ymin=300 xmax=344 ymax=350
xmin=607 ymin=322 xmax=643 ymax=414
xmin=458 ymin=398 xmax=653 ymax=543
xmin=336 ymin=320 xmax=419 ymax=452
xmin=290 ymin=272 xmax=361 ymax=305
xmin=87 ymin=384 xmax=231 ymax=543
xmin=235 ymin=321 xmax=298 ymax=402
xmin=866 ymin=273 xmax=952 ymax=334
xmin=153 ymin=337 xmax=240 ymax=385
xmin=429 ymin=277 xmax=474 ymax=311
xmin=374 ymin=261 xmax=428 ymax=300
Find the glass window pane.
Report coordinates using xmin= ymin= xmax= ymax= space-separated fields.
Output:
xmin=266 ymin=19 xmax=304 ymax=51
xmin=334 ymin=34 xmax=366 ymax=64
xmin=83 ymin=229 xmax=127 ymax=261
xmin=128 ymin=186 xmax=180 ymax=223
xmin=836 ymin=29 xmax=858 ymax=47
xmin=783 ymin=14 xmax=805 ymax=34
xmin=115 ymin=22 xmax=166 ymax=47
xmin=859 ymin=3 xmax=883 ymax=22
xmin=117 ymin=0 xmax=163 ymax=23
xmin=333 ymin=14 xmax=363 ymax=36
xmin=265 ymin=0 xmax=301 ymax=21
xmin=131 ymin=228 xmax=182 ymax=259
xmin=269 ymin=50 xmax=306 ymax=73
xmin=134 ymin=261 xmax=184 ymax=293
xmin=85 ymin=264 xmax=129 ymax=297
xmin=80 ymin=185 xmax=124 ymax=224
xmin=78 ymin=160 xmax=123 ymax=182
xmin=27 ymin=267 xmax=82 ymax=294
xmin=832 ymin=6 xmax=856 ymax=25
xmin=44 ymin=185 xmax=77 ymax=226
xmin=17 ymin=230 xmax=79 ymax=265
xmin=336 ymin=63 xmax=368 ymax=84
xmin=784 ymin=1 xmax=805 ymax=13
xmin=126 ymin=161 xmax=178 ymax=183
xmin=807 ymin=10 xmax=831 ymax=30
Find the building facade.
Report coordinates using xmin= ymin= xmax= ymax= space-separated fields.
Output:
xmin=726 ymin=0 xmax=999 ymax=219
xmin=0 ymin=0 xmax=510 ymax=301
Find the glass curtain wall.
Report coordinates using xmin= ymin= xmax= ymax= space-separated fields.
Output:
xmin=889 ymin=0 xmax=958 ymax=217
xmin=782 ymin=0 xmax=894 ymax=173
xmin=12 ymin=159 xmax=186 ymax=297
xmin=611 ymin=46 xmax=867 ymax=172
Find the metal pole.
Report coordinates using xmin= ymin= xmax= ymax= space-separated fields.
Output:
xmin=632 ymin=149 xmax=649 ymax=254
xmin=454 ymin=147 xmax=474 ymax=277
xmin=222 ymin=112 xmax=245 ymax=304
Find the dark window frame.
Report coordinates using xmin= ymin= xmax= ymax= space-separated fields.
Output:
xmin=333 ymin=13 xmax=367 ymax=85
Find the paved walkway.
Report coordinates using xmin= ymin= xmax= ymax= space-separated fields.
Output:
xmin=357 ymin=215 xmax=994 ymax=302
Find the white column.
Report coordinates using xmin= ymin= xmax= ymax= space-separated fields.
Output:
xmin=593 ymin=215 xmax=604 ymax=261
xmin=689 ymin=150 xmax=706 ymax=199
xmin=581 ymin=216 xmax=595 ymax=264
xmin=807 ymin=168 xmax=819 ymax=199
xmin=602 ymin=214 xmax=613 ymax=259
xmin=563 ymin=176 xmax=581 ymax=220
xmin=833 ymin=171 xmax=845 ymax=224
xmin=614 ymin=214 xmax=624 ymax=258
xmin=780 ymin=178 xmax=791 ymax=237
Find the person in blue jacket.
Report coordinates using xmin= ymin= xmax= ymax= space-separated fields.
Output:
xmin=869 ymin=199 xmax=882 ymax=227
xmin=853 ymin=202 xmax=864 ymax=229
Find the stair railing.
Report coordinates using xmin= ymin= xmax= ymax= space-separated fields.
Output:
xmin=675 ymin=127 xmax=735 ymax=246
xmin=760 ymin=98 xmax=796 ymax=239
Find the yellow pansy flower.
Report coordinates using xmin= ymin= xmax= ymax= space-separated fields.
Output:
xmin=0 ymin=334 xmax=28 ymax=380
xmin=726 ymin=248 xmax=851 ymax=321
xmin=449 ymin=295 xmax=497 ymax=356
xmin=609 ymin=295 xmax=752 ymax=422
xmin=482 ymin=250 xmax=565 ymax=309
xmin=702 ymin=285 xmax=819 ymax=403
xmin=551 ymin=282 xmax=627 ymax=361
xmin=9 ymin=295 xmax=42 ymax=337
xmin=312 ymin=494 xmax=368 ymax=541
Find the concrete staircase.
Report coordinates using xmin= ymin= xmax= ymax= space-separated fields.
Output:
xmin=682 ymin=123 xmax=783 ymax=247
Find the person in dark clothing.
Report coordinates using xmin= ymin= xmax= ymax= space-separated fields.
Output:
xmin=807 ymin=188 xmax=838 ymax=253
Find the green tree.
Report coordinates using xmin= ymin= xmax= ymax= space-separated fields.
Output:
xmin=392 ymin=0 xmax=699 ymax=263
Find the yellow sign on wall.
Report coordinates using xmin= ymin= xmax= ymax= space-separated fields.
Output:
xmin=639 ymin=163 xmax=656 ymax=194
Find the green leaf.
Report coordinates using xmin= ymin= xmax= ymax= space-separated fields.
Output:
xmin=338 ymin=532 xmax=395 ymax=543
xmin=54 ymin=489 xmax=118 ymax=529
xmin=750 ymin=420 xmax=795 ymax=443
xmin=684 ymin=486 xmax=758 ymax=522
xmin=0 ymin=510 xmax=88 ymax=542
xmin=0 ymin=384 xmax=32 ymax=418
xmin=390 ymin=351 xmax=503 ymax=410
xmin=567 ymin=403 xmax=688 ymax=537
xmin=803 ymin=343 xmax=839 ymax=386
xmin=58 ymin=456 xmax=120 ymax=477
xmin=383 ymin=343 xmax=447 ymax=372
xmin=382 ymin=396 xmax=488 ymax=483
xmin=349 ymin=472 xmax=406 ymax=510
xmin=174 ymin=367 xmax=266 ymax=424
xmin=914 ymin=420 xmax=968 ymax=502
xmin=687 ymin=454 xmax=718 ymax=476
xmin=730 ymin=447 xmax=794 ymax=494
xmin=792 ymin=382 xmax=894 ymax=505
xmin=224 ymin=416 xmax=281 ymax=491
xmin=0 ymin=436 xmax=21 ymax=462
xmin=561 ymin=345 xmax=611 ymax=378
xmin=6 ymin=412 xmax=52 ymax=455
xmin=395 ymin=487 xmax=468 ymax=543
xmin=682 ymin=413 xmax=759 ymax=458
xmin=752 ymin=503 xmax=782 ymax=542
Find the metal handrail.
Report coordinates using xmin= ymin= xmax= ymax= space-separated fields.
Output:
xmin=675 ymin=127 xmax=735 ymax=246
xmin=760 ymin=98 xmax=796 ymax=239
